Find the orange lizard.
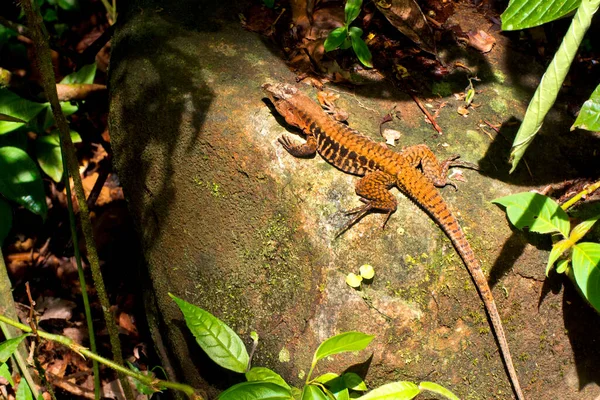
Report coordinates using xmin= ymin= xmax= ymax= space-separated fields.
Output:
xmin=263 ymin=82 xmax=524 ymax=400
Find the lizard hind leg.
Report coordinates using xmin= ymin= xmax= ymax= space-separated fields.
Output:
xmin=336 ymin=171 xmax=397 ymax=237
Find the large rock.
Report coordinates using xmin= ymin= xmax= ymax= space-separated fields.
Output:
xmin=108 ymin=1 xmax=600 ymax=398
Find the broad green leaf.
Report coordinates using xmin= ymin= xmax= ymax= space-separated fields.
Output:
xmin=572 ymin=242 xmax=600 ymax=312
xmin=501 ymin=0 xmax=581 ymax=30
xmin=302 ymin=385 xmax=328 ymax=400
xmin=492 ymin=192 xmax=570 ymax=237
xmin=356 ymin=381 xmax=420 ymax=400
xmin=0 ymin=147 xmax=47 ymax=218
xmin=336 ymin=388 xmax=349 ymax=400
xmin=556 ymin=259 xmax=570 ymax=274
xmin=349 ymin=33 xmax=372 ymax=68
xmin=418 ymin=382 xmax=459 ymax=400
xmin=313 ymin=332 xmax=374 ymax=363
xmin=0 ymin=89 xmax=46 ymax=135
xmin=60 ymin=63 xmax=97 ymax=85
xmin=246 ymin=367 xmax=291 ymax=390
xmin=325 ymin=27 xmax=348 ymax=52
xmin=572 ymin=83 xmax=600 ymax=131
xmin=35 ymin=130 xmax=82 ymax=182
xmin=546 ymin=239 xmax=573 ymax=276
xmin=42 ymin=101 xmax=78 ymax=131
xmin=313 ymin=373 xmax=339 ymax=384
xmin=342 ymin=373 xmax=367 ymax=391
xmin=170 ymin=294 xmax=249 ymax=373
xmin=0 ymin=335 xmax=28 ymax=363
xmin=0 ymin=363 xmax=13 ymax=386
xmin=508 ymin=0 xmax=600 ymax=172
xmin=0 ymin=197 xmax=12 ymax=245
xmin=15 ymin=379 xmax=33 ymax=400
xmin=219 ymin=381 xmax=292 ymax=400
xmin=570 ymin=215 xmax=600 ymax=243
xmin=57 ymin=0 xmax=78 ymax=11
xmin=345 ymin=0 xmax=363 ymax=25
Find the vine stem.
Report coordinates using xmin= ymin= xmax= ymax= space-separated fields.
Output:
xmin=561 ymin=180 xmax=600 ymax=211
xmin=0 ymin=314 xmax=203 ymax=399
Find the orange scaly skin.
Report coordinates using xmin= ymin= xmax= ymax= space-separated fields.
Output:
xmin=263 ymin=83 xmax=525 ymax=400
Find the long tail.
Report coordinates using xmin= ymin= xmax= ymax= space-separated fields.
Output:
xmin=399 ymin=171 xmax=525 ymax=400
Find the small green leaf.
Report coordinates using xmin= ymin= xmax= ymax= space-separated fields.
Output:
xmin=418 ymin=381 xmax=459 ymax=400
xmin=501 ymin=0 xmax=581 ymax=31
xmin=57 ymin=0 xmax=78 ymax=11
xmin=170 ymin=294 xmax=249 ymax=373
xmin=336 ymin=388 xmax=350 ymax=400
xmin=340 ymin=38 xmax=352 ymax=50
xmin=356 ymin=381 xmax=420 ymax=400
xmin=324 ymin=27 xmax=348 ymax=52
xmin=0 ymin=335 xmax=28 ymax=363
xmin=43 ymin=8 xmax=58 ymax=22
xmin=572 ymin=242 xmax=600 ymax=312
xmin=0 ymin=197 xmax=12 ymax=245
xmin=0 ymin=89 xmax=46 ymax=135
xmin=251 ymin=331 xmax=259 ymax=342
xmin=292 ymin=387 xmax=303 ymax=399
xmin=0 ymin=147 xmax=47 ymax=218
xmin=346 ymin=273 xmax=362 ymax=288
xmin=349 ymin=35 xmax=373 ymax=68
xmin=546 ymin=239 xmax=574 ymax=276
xmin=127 ymin=361 xmax=160 ymax=395
xmin=219 ymin=381 xmax=292 ymax=400
xmin=0 ymin=363 xmax=14 ymax=386
xmin=246 ymin=367 xmax=291 ymax=390
xmin=42 ymin=101 xmax=79 ymax=131
xmin=15 ymin=379 xmax=33 ymax=400
xmin=342 ymin=372 xmax=367 ymax=391
xmin=569 ymin=214 xmax=600 ymax=243
xmin=359 ymin=264 xmax=374 ymax=280
xmin=345 ymin=0 xmax=363 ymax=25
xmin=302 ymin=385 xmax=328 ymax=400
xmin=61 ymin=63 xmax=97 ymax=85
xmin=263 ymin=0 xmax=275 ymax=8
xmin=572 ymin=84 xmax=600 ymax=132
xmin=312 ymin=373 xmax=339 ymax=384
xmin=556 ymin=259 xmax=570 ymax=274
xmin=35 ymin=130 xmax=82 ymax=182
xmin=492 ymin=192 xmax=570 ymax=237
xmin=313 ymin=331 xmax=374 ymax=363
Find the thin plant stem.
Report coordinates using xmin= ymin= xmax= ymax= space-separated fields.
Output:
xmin=561 ymin=180 xmax=600 ymax=211
xmin=0 ymin=314 xmax=202 ymax=399
xmin=19 ymin=0 xmax=133 ymax=398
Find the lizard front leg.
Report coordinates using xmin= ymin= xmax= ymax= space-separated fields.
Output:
xmin=401 ymin=144 xmax=478 ymax=189
xmin=338 ymin=170 xmax=397 ymax=236
xmin=278 ymin=135 xmax=317 ymax=157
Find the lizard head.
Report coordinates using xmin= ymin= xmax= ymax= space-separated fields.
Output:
xmin=262 ymin=83 xmax=304 ymax=128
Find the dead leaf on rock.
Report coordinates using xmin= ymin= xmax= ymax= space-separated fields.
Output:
xmin=467 ymin=30 xmax=495 ymax=53
xmin=457 ymin=105 xmax=470 ymax=116
xmin=382 ymin=128 xmax=402 ymax=146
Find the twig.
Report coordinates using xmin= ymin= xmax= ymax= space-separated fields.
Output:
xmin=561 ymin=180 xmax=600 ymax=211
xmin=409 ymin=92 xmax=443 ymax=134
xmin=482 ymin=119 xmax=500 ymax=133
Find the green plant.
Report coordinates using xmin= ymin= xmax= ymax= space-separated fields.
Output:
xmin=493 ymin=182 xmax=600 ymax=313
xmin=171 ymin=294 xmax=459 ymax=400
xmin=324 ymin=0 xmax=373 ymax=68
xmin=501 ymin=0 xmax=600 ymax=172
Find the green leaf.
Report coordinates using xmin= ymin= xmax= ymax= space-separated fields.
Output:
xmin=60 ymin=63 xmax=97 ymax=85
xmin=0 ymin=89 xmax=46 ymax=135
xmin=345 ymin=0 xmax=363 ymax=25
xmin=349 ymin=34 xmax=373 ymax=68
xmin=572 ymin=84 xmax=600 ymax=131
xmin=43 ymin=8 xmax=58 ymax=22
xmin=356 ymin=381 xmax=420 ymax=400
xmin=359 ymin=265 xmax=374 ymax=280
xmin=127 ymin=361 xmax=160 ymax=395
xmin=556 ymin=259 xmax=570 ymax=274
xmin=570 ymin=214 xmax=600 ymax=243
xmin=302 ymin=385 xmax=328 ymax=400
xmin=501 ymin=0 xmax=581 ymax=30
xmin=35 ymin=130 xmax=82 ymax=182
xmin=0 ymin=363 xmax=14 ymax=386
xmin=492 ymin=192 xmax=570 ymax=237
xmin=263 ymin=0 xmax=275 ymax=8
xmin=546 ymin=239 xmax=573 ymax=276
xmin=0 ymin=197 xmax=12 ymax=245
xmin=42 ymin=101 xmax=79 ymax=131
xmin=342 ymin=373 xmax=367 ymax=391
xmin=572 ymin=242 xmax=600 ymax=312
xmin=170 ymin=294 xmax=249 ymax=373
xmin=313 ymin=332 xmax=374 ymax=363
xmin=246 ymin=367 xmax=291 ymax=390
xmin=340 ymin=38 xmax=352 ymax=50
xmin=336 ymin=388 xmax=350 ymax=400
xmin=0 ymin=335 xmax=28 ymax=363
xmin=0 ymin=147 xmax=47 ymax=218
xmin=219 ymin=381 xmax=292 ymax=400
xmin=324 ymin=27 xmax=348 ymax=52
xmin=418 ymin=382 xmax=459 ymax=400
xmin=292 ymin=387 xmax=303 ymax=400
xmin=57 ymin=0 xmax=78 ymax=11
xmin=346 ymin=272 xmax=362 ymax=288
xmin=15 ymin=380 xmax=33 ymax=400
xmin=312 ymin=373 xmax=339 ymax=384
xmin=508 ymin=0 xmax=600 ymax=172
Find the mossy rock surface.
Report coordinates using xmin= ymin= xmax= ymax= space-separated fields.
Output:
xmin=108 ymin=1 xmax=600 ymax=398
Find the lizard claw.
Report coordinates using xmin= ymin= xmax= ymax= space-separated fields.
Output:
xmin=278 ymin=135 xmax=295 ymax=153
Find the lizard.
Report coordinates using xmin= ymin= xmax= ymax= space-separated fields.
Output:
xmin=262 ymin=82 xmax=525 ymax=400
